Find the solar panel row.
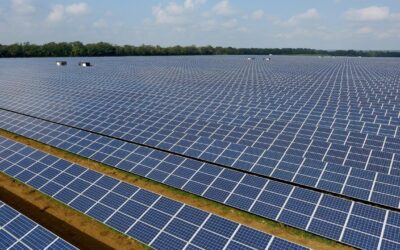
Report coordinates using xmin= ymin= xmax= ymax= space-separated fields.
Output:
xmin=0 ymin=58 xmax=398 ymax=179
xmin=0 ymin=58 xmax=399 ymax=208
xmin=3 ymin=101 xmax=398 ymax=177
xmin=1 ymin=113 xmax=400 ymax=249
xmin=0 ymin=58 xmax=398 ymax=157
xmin=1 ymin=56 xmax=399 ymax=250
xmin=1 ymin=57 xmax=398 ymax=132
xmin=0 ymin=137 xmax=307 ymax=250
xmin=0 ymin=200 xmax=76 ymax=250
xmin=62 ymin=105 xmax=400 ymax=171
xmin=2 ymin=73 xmax=399 ymax=146
xmin=1 ymin=109 xmax=399 ymax=210
xmin=1 ymin=84 xmax=399 ymax=177
xmin=24 ymin=80 xmax=400 ymax=151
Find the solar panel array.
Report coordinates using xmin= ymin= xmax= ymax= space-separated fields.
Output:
xmin=0 ymin=136 xmax=307 ymax=250
xmin=0 ymin=57 xmax=400 ymax=209
xmin=1 ymin=55 xmax=400 ymax=249
xmin=0 ymin=200 xmax=76 ymax=250
xmin=1 ymin=105 xmax=400 ymax=250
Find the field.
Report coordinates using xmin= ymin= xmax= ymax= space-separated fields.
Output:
xmin=1 ymin=55 xmax=400 ymax=250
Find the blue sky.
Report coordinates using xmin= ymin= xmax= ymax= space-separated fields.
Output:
xmin=0 ymin=0 xmax=399 ymax=49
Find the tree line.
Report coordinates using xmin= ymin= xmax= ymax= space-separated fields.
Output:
xmin=0 ymin=42 xmax=399 ymax=57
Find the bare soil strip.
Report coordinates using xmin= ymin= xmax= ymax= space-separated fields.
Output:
xmin=0 ymin=173 xmax=149 ymax=250
xmin=0 ymin=129 xmax=353 ymax=250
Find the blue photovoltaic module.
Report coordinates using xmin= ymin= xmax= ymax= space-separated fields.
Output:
xmin=0 ymin=56 xmax=399 ymax=208
xmin=0 ymin=200 xmax=76 ymax=250
xmin=1 ymin=55 xmax=400 ymax=250
xmin=0 ymin=136 xmax=307 ymax=250
xmin=0 ymin=120 xmax=400 ymax=249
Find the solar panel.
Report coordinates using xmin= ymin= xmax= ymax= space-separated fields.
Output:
xmin=1 ymin=58 xmax=399 ymax=159
xmin=0 ymin=137 xmax=307 ymax=250
xmin=0 ymin=200 xmax=76 ymax=250
xmin=1 ymin=110 xmax=400 ymax=210
xmin=1 ymin=109 xmax=400 ymax=210
xmin=1 ymin=56 xmax=400 ymax=249
xmin=1 ymin=135 xmax=400 ymax=249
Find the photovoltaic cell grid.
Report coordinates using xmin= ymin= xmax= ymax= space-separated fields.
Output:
xmin=2 ymin=108 xmax=400 ymax=211
xmin=0 ymin=56 xmax=400 ymax=208
xmin=4 ymin=88 xmax=398 ymax=175
xmin=1 ymin=56 xmax=400 ymax=248
xmin=1 ymin=115 xmax=400 ymax=250
xmin=0 ymin=137 xmax=307 ymax=250
xmin=0 ymin=200 xmax=76 ymax=250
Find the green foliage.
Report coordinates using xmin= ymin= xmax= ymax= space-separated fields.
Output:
xmin=0 ymin=42 xmax=399 ymax=57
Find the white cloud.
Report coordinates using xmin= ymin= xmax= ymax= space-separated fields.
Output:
xmin=184 ymin=0 xmax=206 ymax=10
xmin=222 ymin=18 xmax=237 ymax=28
xmin=237 ymin=26 xmax=247 ymax=32
xmin=47 ymin=5 xmax=65 ymax=23
xmin=375 ymin=29 xmax=400 ymax=40
xmin=11 ymin=0 xmax=35 ymax=14
xmin=47 ymin=2 xmax=89 ymax=23
xmin=93 ymin=19 xmax=108 ymax=28
xmin=250 ymin=10 xmax=264 ymax=20
xmin=166 ymin=2 xmax=185 ymax=15
xmin=212 ymin=0 xmax=235 ymax=16
xmin=152 ymin=5 xmax=185 ymax=24
xmin=65 ymin=3 xmax=89 ymax=15
xmin=286 ymin=8 xmax=320 ymax=25
xmin=391 ymin=13 xmax=400 ymax=21
xmin=152 ymin=0 xmax=206 ymax=25
xmin=345 ymin=6 xmax=389 ymax=21
xmin=352 ymin=25 xmax=400 ymax=40
xmin=198 ymin=19 xmax=217 ymax=31
xmin=356 ymin=26 xmax=373 ymax=34
xmin=275 ymin=26 xmax=332 ymax=41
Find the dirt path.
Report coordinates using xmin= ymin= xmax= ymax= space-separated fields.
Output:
xmin=0 ymin=173 xmax=149 ymax=250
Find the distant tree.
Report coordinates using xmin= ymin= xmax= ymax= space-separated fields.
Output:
xmin=6 ymin=44 xmax=24 ymax=57
xmin=0 ymin=42 xmax=399 ymax=57
xmin=86 ymin=42 xmax=116 ymax=56
xmin=71 ymin=41 xmax=86 ymax=56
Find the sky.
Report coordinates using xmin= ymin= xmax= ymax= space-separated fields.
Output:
xmin=0 ymin=0 xmax=399 ymax=50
